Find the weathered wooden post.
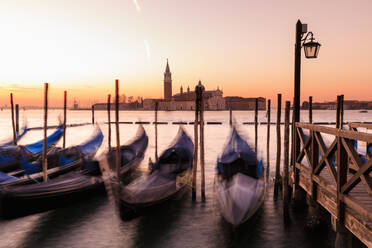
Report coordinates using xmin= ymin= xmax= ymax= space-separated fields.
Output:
xmin=115 ymin=80 xmax=121 ymax=180
xmin=335 ymin=125 xmax=351 ymax=248
xmin=229 ymin=107 xmax=232 ymax=126
xmin=107 ymin=94 xmax=111 ymax=150
xmin=10 ymin=93 xmax=17 ymax=145
xmin=92 ymin=104 xmax=95 ymax=124
xmin=336 ymin=95 xmax=341 ymax=129
xmin=306 ymin=107 xmax=321 ymax=230
xmin=340 ymin=94 xmax=344 ymax=129
xmin=266 ymin=99 xmax=271 ymax=180
xmin=42 ymin=83 xmax=48 ymax=182
xmin=15 ymin=104 xmax=19 ymax=133
xmin=63 ymin=91 xmax=67 ymax=148
xmin=274 ymin=93 xmax=282 ymax=197
xmin=198 ymin=82 xmax=206 ymax=202
xmin=309 ymin=96 xmax=312 ymax=124
xmin=155 ymin=101 xmax=159 ymax=161
xmin=192 ymin=83 xmax=200 ymax=201
xmin=282 ymin=101 xmax=290 ymax=219
xmin=255 ymin=98 xmax=258 ymax=154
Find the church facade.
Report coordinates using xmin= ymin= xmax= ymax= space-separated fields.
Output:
xmin=143 ymin=60 xmax=226 ymax=111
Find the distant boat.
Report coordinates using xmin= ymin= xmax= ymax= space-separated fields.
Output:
xmin=116 ymin=127 xmax=193 ymax=220
xmin=215 ymin=127 xmax=266 ymax=226
xmin=359 ymin=110 xmax=368 ymax=113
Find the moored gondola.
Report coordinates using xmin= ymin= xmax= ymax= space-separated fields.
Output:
xmin=0 ymin=126 xmax=103 ymax=186
xmin=0 ymin=125 xmax=64 ymax=173
xmin=215 ymin=127 xmax=266 ymax=226
xmin=0 ymin=125 xmax=148 ymax=218
xmin=117 ymin=127 xmax=193 ymax=220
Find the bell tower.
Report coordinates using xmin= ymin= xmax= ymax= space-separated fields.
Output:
xmin=164 ymin=59 xmax=172 ymax=101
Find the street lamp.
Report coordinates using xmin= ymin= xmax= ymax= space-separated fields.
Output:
xmin=302 ymin=32 xmax=321 ymax=59
xmin=292 ymin=19 xmax=321 ymax=198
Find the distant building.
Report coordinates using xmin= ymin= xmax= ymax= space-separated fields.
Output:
xmin=301 ymin=100 xmax=372 ymax=110
xmin=224 ymin=96 xmax=266 ymax=110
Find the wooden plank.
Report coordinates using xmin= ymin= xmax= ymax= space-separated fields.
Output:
xmin=296 ymin=122 xmax=372 ymax=143
xmin=349 ymin=122 xmax=372 ymax=130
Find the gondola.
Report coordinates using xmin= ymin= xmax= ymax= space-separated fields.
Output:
xmin=0 ymin=125 xmax=28 ymax=147
xmin=0 ymin=125 xmax=64 ymax=173
xmin=0 ymin=125 xmax=147 ymax=218
xmin=215 ymin=127 xmax=265 ymax=226
xmin=0 ymin=126 xmax=103 ymax=186
xmin=117 ymin=127 xmax=193 ymax=220
xmin=103 ymin=125 xmax=149 ymax=178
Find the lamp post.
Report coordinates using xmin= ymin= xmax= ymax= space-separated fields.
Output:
xmin=293 ymin=19 xmax=321 ymax=198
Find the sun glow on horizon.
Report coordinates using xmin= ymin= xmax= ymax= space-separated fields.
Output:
xmin=0 ymin=0 xmax=371 ymax=107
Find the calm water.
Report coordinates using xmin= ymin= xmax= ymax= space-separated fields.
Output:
xmin=0 ymin=109 xmax=370 ymax=248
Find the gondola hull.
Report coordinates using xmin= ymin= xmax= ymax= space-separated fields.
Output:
xmin=117 ymin=127 xmax=193 ymax=220
xmin=118 ymin=170 xmax=190 ymax=219
xmin=0 ymin=172 xmax=105 ymax=218
xmin=216 ymin=173 xmax=265 ymax=226
xmin=216 ymin=128 xmax=266 ymax=226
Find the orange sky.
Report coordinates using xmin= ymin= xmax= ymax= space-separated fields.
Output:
xmin=0 ymin=0 xmax=371 ymax=107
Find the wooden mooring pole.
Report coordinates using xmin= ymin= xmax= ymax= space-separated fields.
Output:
xmin=92 ymin=105 xmax=95 ymax=124
xmin=255 ymin=98 xmax=258 ymax=154
xmin=283 ymin=101 xmax=290 ymax=220
xmin=340 ymin=94 xmax=344 ymax=129
xmin=309 ymin=96 xmax=312 ymax=124
xmin=192 ymin=84 xmax=200 ymax=201
xmin=274 ymin=93 xmax=282 ymax=197
xmin=155 ymin=101 xmax=159 ymax=161
xmin=107 ymin=94 xmax=111 ymax=150
xmin=42 ymin=83 xmax=48 ymax=182
xmin=115 ymin=80 xmax=121 ymax=180
xmin=266 ymin=99 xmax=271 ymax=181
xmin=10 ymin=93 xmax=17 ymax=145
xmin=198 ymin=82 xmax=206 ymax=201
xmin=63 ymin=91 xmax=67 ymax=148
xmin=15 ymin=104 xmax=19 ymax=133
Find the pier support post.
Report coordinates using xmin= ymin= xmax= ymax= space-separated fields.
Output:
xmin=266 ymin=99 xmax=271 ymax=181
xmin=305 ymin=195 xmax=322 ymax=230
xmin=10 ymin=93 xmax=17 ymax=145
xmin=15 ymin=104 xmax=19 ymax=133
xmin=274 ymin=93 xmax=282 ymax=197
xmin=63 ymin=91 xmax=67 ymax=148
xmin=332 ymin=217 xmax=352 ymax=248
xmin=107 ymin=94 xmax=111 ymax=150
xmin=283 ymin=101 xmax=291 ymax=220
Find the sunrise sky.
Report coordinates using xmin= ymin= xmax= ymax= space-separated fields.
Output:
xmin=0 ymin=0 xmax=371 ymax=107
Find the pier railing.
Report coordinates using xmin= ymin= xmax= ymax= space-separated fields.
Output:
xmin=294 ymin=122 xmax=372 ymax=247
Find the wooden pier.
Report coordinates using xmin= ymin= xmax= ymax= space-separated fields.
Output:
xmin=290 ymin=122 xmax=372 ymax=247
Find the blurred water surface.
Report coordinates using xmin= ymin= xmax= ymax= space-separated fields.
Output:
xmin=0 ymin=109 xmax=370 ymax=248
